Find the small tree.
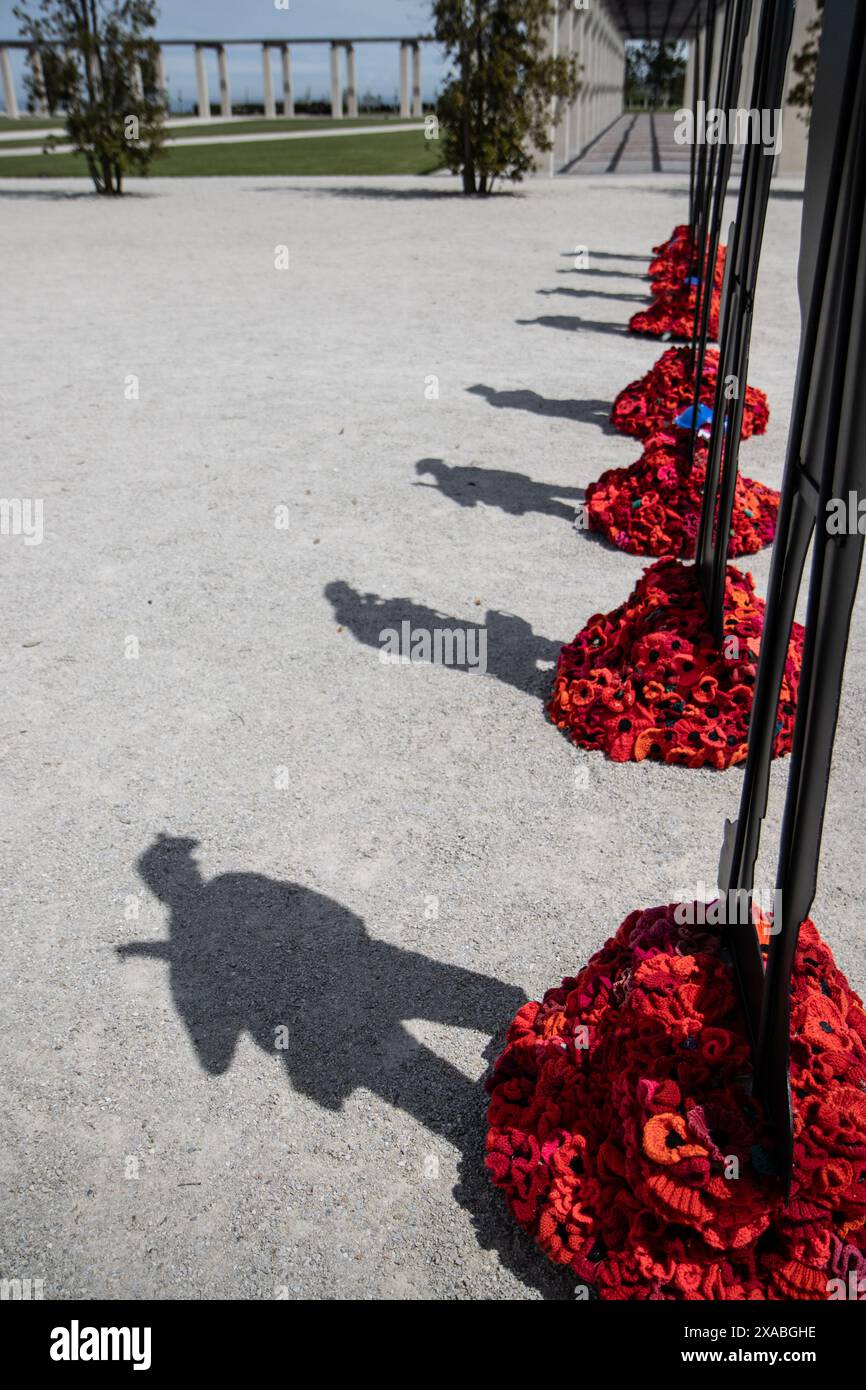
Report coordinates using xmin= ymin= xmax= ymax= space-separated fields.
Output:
xmin=14 ymin=1 xmax=166 ymax=195
xmin=433 ymin=0 xmax=580 ymax=195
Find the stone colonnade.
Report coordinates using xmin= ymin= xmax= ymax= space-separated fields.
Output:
xmin=547 ymin=1 xmax=627 ymax=174
xmin=0 ymin=38 xmax=427 ymax=122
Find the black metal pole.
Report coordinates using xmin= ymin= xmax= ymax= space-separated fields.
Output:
xmin=695 ymin=0 xmax=796 ymax=634
xmin=689 ymin=0 xmax=718 ymax=284
xmin=689 ymin=0 xmax=754 ymax=459
xmin=718 ymin=0 xmax=866 ymax=1193
xmin=688 ymin=18 xmax=700 ymax=235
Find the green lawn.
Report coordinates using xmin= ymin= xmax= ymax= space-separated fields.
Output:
xmin=0 ymin=114 xmax=420 ymax=149
xmin=0 ymin=114 xmax=64 ymax=131
xmin=0 ymin=127 xmax=442 ymax=178
xmin=165 ymin=115 xmax=420 ymax=141
xmin=0 ymin=132 xmax=75 ymax=148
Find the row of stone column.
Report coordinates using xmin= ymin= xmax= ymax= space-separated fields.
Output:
xmin=0 ymin=43 xmax=147 ymax=117
xmin=192 ymin=43 xmax=295 ymax=121
xmin=0 ymin=40 xmax=425 ymax=121
xmin=0 ymin=45 xmax=45 ymax=119
xmin=329 ymin=40 xmax=422 ymax=121
xmin=550 ymin=1 xmax=626 ymax=173
xmin=191 ymin=40 xmax=424 ymax=121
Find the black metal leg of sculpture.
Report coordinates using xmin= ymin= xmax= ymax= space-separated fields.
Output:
xmin=690 ymin=0 xmax=755 ymax=417
xmin=693 ymin=0 xmax=775 ymax=547
xmin=697 ymin=0 xmax=796 ymax=637
xmin=689 ymin=0 xmax=730 ymax=354
xmin=688 ymin=19 xmax=700 ymax=234
xmin=690 ymin=0 xmax=718 ymax=285
xmin=718 ymin=0 xmax=866 ymax=1192
xmin=720 ymin=0 xmax=863 ymax=947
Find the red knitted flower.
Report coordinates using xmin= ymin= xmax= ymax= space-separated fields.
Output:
xmin=651 ymin=225 xmax=691 ymax=258
xmin=631 ymin=229 xmax=726 ymax=341
xmin=584 ymin=430 xmax=779 ymax=558
xmin=610 ymin=347 xmax=769 ymax=441
xmin=630 ymin=285 xmax=721 ymax=342
xmin=650 ymin=239 xmax=726 ymax=299
xmin=486 ymin=909 xmax=866 ymax=1300
xmin=548 ymin=560 xmax=803 ymax=770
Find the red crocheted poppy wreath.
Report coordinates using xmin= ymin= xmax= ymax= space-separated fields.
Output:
xmin=584 ymin=430 xmax=779 ymax=559
xmin=610 ymin=347 xmax=770 ymax=442
xmin=548 ymin=559 xmax=803 ymax=770
xmin=650 ymin=241 xmax=726 ymax=299
xmin=651 ymin=225 xmax=691 ymax=257
xmin=635 ymin=228 xmax=726 ymax=340
xmin=630 ymin=285 xmax=721 ymax=341
xmin=651 ymin=224 xmax=691 ymax=257
xmin=486 ymin=909 xmax=866 ymax=1299
xmin=648 ymin=224 xmax=694 ymax=289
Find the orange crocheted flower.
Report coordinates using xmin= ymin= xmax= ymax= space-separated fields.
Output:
xmin=643 ymin=1113 xmax=707 ymax=1165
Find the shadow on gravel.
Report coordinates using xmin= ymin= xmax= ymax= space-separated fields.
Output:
xmin=537 ymin=285 xmax=648 ymax=305
xmin=516 ymin=313 xmax=630 ymax=337
xmin=560 ymin=249 xmax=646 ymax=262
xmin=324 ymin=579 xmax=561 ymax=701
xmin=0 ymin=187 xmax=158 ymax=200
xmin=465 ymin=386 xmax=618 ymax=433
xmin=413 ymin=461 xmax=633 ymax=555
xmin=256 ymin=185 xmax=523 ymax=202
xmin=556 ymin=265 xmax=648 ymax=279
xmin=120 ymin=834 xmax=574 ymax=1299
xmin=415 ymin=456 xmax=584 ymax=519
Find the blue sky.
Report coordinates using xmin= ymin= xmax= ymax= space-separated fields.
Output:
xmin=0 ymin=1 xmax=449 ymax=109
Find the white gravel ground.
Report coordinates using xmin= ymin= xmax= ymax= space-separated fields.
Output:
xmin=2 ymin=173 xmax=865 ymax=1301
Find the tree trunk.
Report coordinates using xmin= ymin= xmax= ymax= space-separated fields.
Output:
xmin=473 ymin=1 xmax=485 ymax=196
xmin=83 ymin=151 xmax=101 ymax=193
xmin=462 ymin=142 xmax=476 ymax=195
xmin=459 ymin=32 xmax=474 ymax=196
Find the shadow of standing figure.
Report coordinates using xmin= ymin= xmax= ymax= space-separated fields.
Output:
xmin=516 ymin=313 xmax=629 ymax=337
xmin=416 ymin=456 xmax=588 ymax=517
xmin=536 ymin=285 xmax=648 ymax=305
xmin=118 ymin=835 xmax=575 ymax=1298
xmin=465 ymin=387 xmax=618 ymax=433
xmin=324 ymin=580 xmax=562 ymax=701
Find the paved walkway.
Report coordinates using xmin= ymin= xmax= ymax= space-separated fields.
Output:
xmin=563 ymin=111 xmax=743 ymax=176
xmin=0 ymin=115 xmax=224 ymax=142
xmin=0 ymin=121 xmax=425 ymax=156
xmin=0 ymin=114 xmax=416 ymax=142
